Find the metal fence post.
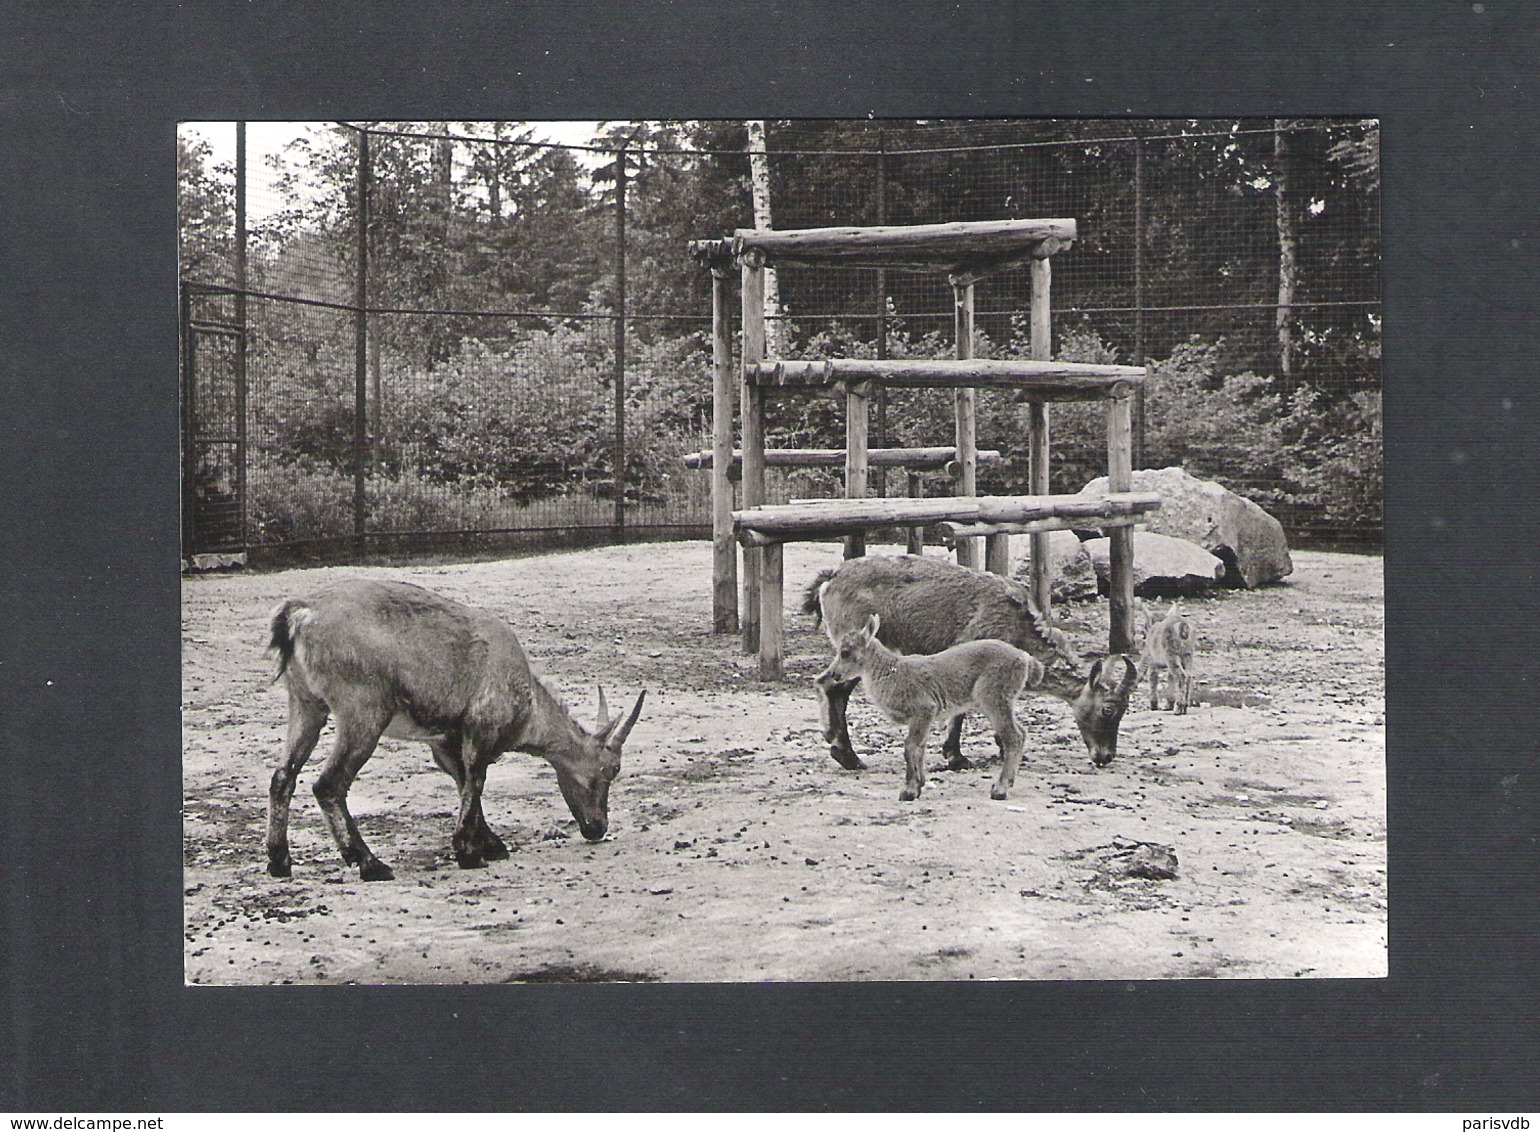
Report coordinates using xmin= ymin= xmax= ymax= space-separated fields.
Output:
xmin=353 ymin=126 xmax=370 ymax=558
xmin=613 ymin=139 xmax=628 ymax=540
xmin=1132 ymin=134 xmax=1146 ymax=470
xmin=179 ymin=281 xmax=195 ymax=561
xmin=874 ymin=133 xmax=889 ymax=499
xmin=234 ymin=121 xmax=248 ymax=551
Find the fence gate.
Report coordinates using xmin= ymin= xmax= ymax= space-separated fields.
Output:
xmin=180 ymin=285 xmax=247 ymax=567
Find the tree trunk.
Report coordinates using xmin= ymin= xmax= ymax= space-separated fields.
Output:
xmin=487 ymin=122 xmax=502 ymax=221
xmin=1274 ymin=120 xmax=1297 ymax=383
xmin=746 ymin=120 xmax=785 ymax=356
xmin=428 ymin=136 xmax=455 ymax=363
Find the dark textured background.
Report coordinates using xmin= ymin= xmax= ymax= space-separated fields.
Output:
xmin=2 ymin=0 xmax=1536 ymax=1111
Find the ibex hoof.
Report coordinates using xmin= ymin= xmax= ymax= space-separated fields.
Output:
xmin=455 ymin=852 xmax=488 ymax=870
xmin=898 ymin=786 xmax=920 ymax=802
xmin=945 ymin=752 xmax=974 ymax=771
xmin=267 ymin=858 xmax=293 ymax=879
xmin=829 ymin=745 xmax=866 ymax=771
xmin=990 ymin=784 xmax=1009 ymax=801
xmin=359 ymin=859 xmax=395 ymax=882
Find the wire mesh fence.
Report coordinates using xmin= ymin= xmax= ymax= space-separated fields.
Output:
xmin=178 ymin=118 xmax=1380 ymax=567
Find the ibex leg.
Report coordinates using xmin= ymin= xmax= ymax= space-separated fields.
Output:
xmin=451 ymin=747 xmax=493 ymax=870
xmin=984 ymin=707 xmax=1027 ymax=801
xmin=971 ymin=665 xmax=1028 ymax=798
xmin=430 ymin=737 xmax=507 ymax=860
xmin=817 ymin=674 xmax=866 ymax=770
xmin=312 ymin=711 xmax=393 ymax=881
xmin=266 ymin=683 xmax=328 ymax=878
xmin=899 ymin=714 xmax=934 ymax=802
xmin=940 ymin=714 xmax=973 ymax=770
xmin=1174 ymin=662 xmax=1192 ymax=715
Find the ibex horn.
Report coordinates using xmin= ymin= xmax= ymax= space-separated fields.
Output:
xmin=596 ymin=685 xmax=610 ymax=729
xmin=1118 ymin=654 xmax=1139 ymax=694
xmin=606 ymin=690 xmax=647 ymax=750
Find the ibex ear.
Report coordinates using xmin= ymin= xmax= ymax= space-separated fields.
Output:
xmin=864 ymin=612 xmax=881 ymax=640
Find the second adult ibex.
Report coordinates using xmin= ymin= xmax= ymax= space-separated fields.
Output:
xmin=265 ymin=579 xmax=646 ymax=881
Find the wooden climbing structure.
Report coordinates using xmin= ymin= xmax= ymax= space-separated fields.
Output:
xmin=689 ymin=218 xmax=1156 ymax=679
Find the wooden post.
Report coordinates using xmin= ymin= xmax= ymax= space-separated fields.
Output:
xmin=952 ymin=278 xmax=979 ymax=570
xmin=760 ymin=542 xmax=784 ymax=680
xmin=1027 ymin=254 xmax=1053 ymax=615
xmin=740 ymin=250 xmax=767 ymax=656
xmin=1107 ymin=391 xmax=1136 ymax=655
xmin=985 ymin=525 xmax=1011 ymax=575
xmin=844 ymin=382 xmax=869 ymax=559
xmin=906 ymin=472 xmax=924 ymax=555
xmin=710 ymin=265 xmax=738 ymax=633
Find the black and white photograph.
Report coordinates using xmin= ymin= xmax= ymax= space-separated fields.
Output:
xmin=179 ymin=117 xmax=1386 ymax=985
xmin=9 ymin=1 xmax=1538 ymax=1115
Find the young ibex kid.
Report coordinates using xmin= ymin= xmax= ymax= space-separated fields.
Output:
xmin=1136 ymin=599 xmax=1197 ymax=714
xmin=817 ymin=612 xmax=1048 ymax=802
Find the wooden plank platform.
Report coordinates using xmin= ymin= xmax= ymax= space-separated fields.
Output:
xmin=733 ymin=492 xmax=1161 ymax=545
xmin=683 ymin=446 xmax=1002 ymax=471
xmin=730 ymin=218 xmax=1077 ymax=271
xmin=746 ymin=358 xmax=1145 ymax=398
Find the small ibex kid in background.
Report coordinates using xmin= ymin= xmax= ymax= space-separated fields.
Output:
xmin=1135 ymin=598 xmax=1197 ymax=715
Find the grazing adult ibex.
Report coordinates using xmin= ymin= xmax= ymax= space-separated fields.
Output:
xmin=1136 ymin=599 xmax=1197 ymax=714
xmin=265 ymin=578 xmax=646 ymax=881
xmin=805 ymin=554 xmax=1138 ymax=772
xmin=818 ymin=612 xmax=1047 ymax=801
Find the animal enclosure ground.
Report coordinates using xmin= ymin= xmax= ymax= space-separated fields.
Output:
xmin=182 ymin=541 xmax=1385 ymax=983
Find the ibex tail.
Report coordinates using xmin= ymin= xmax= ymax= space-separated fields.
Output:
xmin=801 ymin=568 xmax=838 ymax=625
xmin=268 ymin=599 xmax=310 ymax=681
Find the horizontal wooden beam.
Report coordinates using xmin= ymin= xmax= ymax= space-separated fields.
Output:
xmin=731 ymin=219 xmax=1077 ymax=271
xmin=747 ymin=358 xmax=1145 ymax=399
xmin=733 ymin=491 xmax=1161 ymax=542
xmin=683 ymin=446 xmax=1002 ymax=471
xmin=975 ymin=491 xmax=1162 ymax=524
xmin=737 ymin=497 xmax=981 ymax=540
xmin=937 ymin=515 xmax=1142 ymax=541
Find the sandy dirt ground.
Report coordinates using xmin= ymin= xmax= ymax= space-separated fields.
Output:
xmin=182 ymin=541 xmax=1385 ymax=984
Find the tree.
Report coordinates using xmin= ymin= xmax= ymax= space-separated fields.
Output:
xmin=1275 ymin=119 xmax=1299 ymax=381
xmin=178 ymin=131 xmax=234 ymax=284
xmin=745 ymin=120 xmax=785 ymax=355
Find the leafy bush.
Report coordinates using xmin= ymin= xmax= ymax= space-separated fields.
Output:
xmin=248 ymin=460 xmax=355 ymax=544
xmin=387 ymin=330 xmax=611 ymax=500
xmin=248 ymin=317 xmax=1380 ymax=546
xmin=1281 ymin=386 xmax=1382 ymax=527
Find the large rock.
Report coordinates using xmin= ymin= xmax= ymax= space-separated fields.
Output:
xmin=1079 ymin=466 xmax=1293 ymax=588
xmin=1082 ymin=532 xmax=1224 ymax=597
xmin=1008 ymin=529 xmax=1098 ymax=601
